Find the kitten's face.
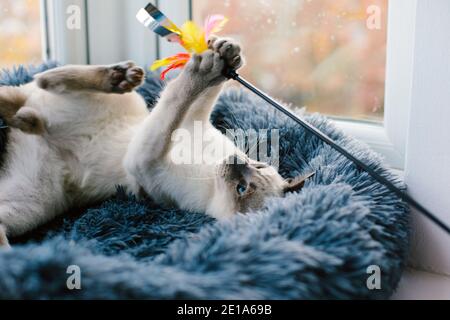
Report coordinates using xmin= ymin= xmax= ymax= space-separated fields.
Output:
xmin=207 ymin=155 xmax=310 ymax=220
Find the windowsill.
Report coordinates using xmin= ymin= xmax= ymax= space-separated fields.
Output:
xmin=391 ymin=268 xmax=450 ymax=300
xmin=333 ymin=119 xmax=404 ymax=170
xmin=324 ymin=121 xmax=449 ymax=300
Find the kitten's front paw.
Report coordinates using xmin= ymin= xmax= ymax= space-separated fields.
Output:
xmin=185 ymin=51 xmax=226 ymax=87
xmin=107 ymin=61 xmax=145 ymax=94
xmin=209 ymin=37 xmax=244 ymax=71
xmin=182 ymin=38 xmax=244 ymax=90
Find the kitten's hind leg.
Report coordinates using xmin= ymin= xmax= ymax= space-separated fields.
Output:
xmin=35 ymin=61 xmax=145 ymax=94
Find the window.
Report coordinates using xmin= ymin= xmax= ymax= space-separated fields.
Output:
xmin=43 ymin=0 xmax=157 ymax=67
xmin=22 ymin=0 xmax=404 ymax=169
xmin=192 ymin=0 xmax=388 ymax=123
xmin=0 ymin=0 xmax=43 ymax=68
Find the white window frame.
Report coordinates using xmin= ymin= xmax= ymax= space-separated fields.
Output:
xmin=41 ymin=0 xmax=90 ymax=64
xmin=40 ymin=0 xmax=408 ymax=170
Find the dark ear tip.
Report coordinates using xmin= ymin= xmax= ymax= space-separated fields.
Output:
xmin=305 ymin=171 xmax=316 ymax=180
xmin=283 ymin=171 xmax=316 ymax=194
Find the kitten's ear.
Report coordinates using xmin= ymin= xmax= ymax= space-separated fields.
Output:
xmin=283 ymin=172 xmax=316 ymax=195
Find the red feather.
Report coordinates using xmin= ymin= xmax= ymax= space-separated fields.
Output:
xmin=160 ymin=60 xmax=188 ymax=80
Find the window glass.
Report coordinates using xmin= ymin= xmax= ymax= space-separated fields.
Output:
xmin=193 ymin=0 xmax=388 ymax=122
xmin=0 ymin=0 xmax=42 ymax=68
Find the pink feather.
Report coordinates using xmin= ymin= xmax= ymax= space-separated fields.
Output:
xmin=204 ymin=15 xmax=228 ymax=40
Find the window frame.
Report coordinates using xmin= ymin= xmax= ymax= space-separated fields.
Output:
xmin=41 ymin=0 xmax=158 ymax=66
xmin=41 ymin=0 xmax=90 ymax=64
xmin=41 ymin=0 xmax=407 ymax=170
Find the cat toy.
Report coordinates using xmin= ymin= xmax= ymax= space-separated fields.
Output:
xmin=137 ymin=3 xmax=450 ymax=235
xmin=137 ymin=4 xmax=228 ymax=80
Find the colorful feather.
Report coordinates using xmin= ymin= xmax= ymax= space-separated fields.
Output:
xmin=180 ymin=21 xmax=208 ymax=54
xmin=151 ymin=15 xmax=228 ymax=79
xmin=204 ymin=15 xmax=229 ymax=40
xmin=150 ymin=53 xmax=190 ymax=72
xmin=160 ymin=60 xmax=188 ymax=80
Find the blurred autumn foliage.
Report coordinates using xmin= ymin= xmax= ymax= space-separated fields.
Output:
xmin=194 ymin=0 xmax=388 ymax=121
xmin=0 ymin=0 xmax=386 ymax=121
xmin=0 ymin=0 xmax=42 ymax=69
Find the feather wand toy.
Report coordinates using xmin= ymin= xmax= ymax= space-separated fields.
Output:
xmin=137 ymin=4 xmax=228 ymax=79
xmin=136 ymin=3 xmax=450 ymax=235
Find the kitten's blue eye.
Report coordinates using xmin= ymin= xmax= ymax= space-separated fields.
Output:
xmin=236 ymin=183 xmax=247 ymax=195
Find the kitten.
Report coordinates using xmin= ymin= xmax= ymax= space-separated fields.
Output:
xmin=0 ymin=38 xmax=311 ymax=248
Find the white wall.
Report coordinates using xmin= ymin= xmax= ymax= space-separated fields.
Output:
xmin=404 ymin=0 xmax=450 ymax=275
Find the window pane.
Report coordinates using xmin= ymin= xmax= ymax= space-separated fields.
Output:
xmin=192 ymin=0 xmax=387 ymax=122
xmin=0 ymin=0 xmax=42 ymax=68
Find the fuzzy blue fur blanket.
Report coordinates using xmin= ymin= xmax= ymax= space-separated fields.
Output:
xmin=0 ymin=64 xmax=409 ymax=299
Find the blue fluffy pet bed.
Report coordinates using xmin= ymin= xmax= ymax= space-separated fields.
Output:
xmin=0 ymin=64 xmax=409 ymax=299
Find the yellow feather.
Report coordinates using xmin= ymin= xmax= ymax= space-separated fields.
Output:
xmin=180 ymin=21 xmax=208 ymax=54
xmin=150 ymin=57 xmax=173 ymax=71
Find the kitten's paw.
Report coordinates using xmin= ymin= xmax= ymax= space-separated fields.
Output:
xmin=209 ymin=37 xmax=244 ymax=71
xmin=185 ymin=51 xmax=226 ymax=86
xmin=108 ymin=61 xmax=145 ymax=94
xmin=10 ymin=107 xmax=46 ymax=135
xmin=35 ymin=73 xmax=60 ymax=91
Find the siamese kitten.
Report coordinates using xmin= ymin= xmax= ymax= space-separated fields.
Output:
xmin=0 ymin=38 xmax=310 ymax=248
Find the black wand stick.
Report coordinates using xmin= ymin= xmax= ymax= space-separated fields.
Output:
xmin=226 ymin=70 xmax=450 ymax=235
